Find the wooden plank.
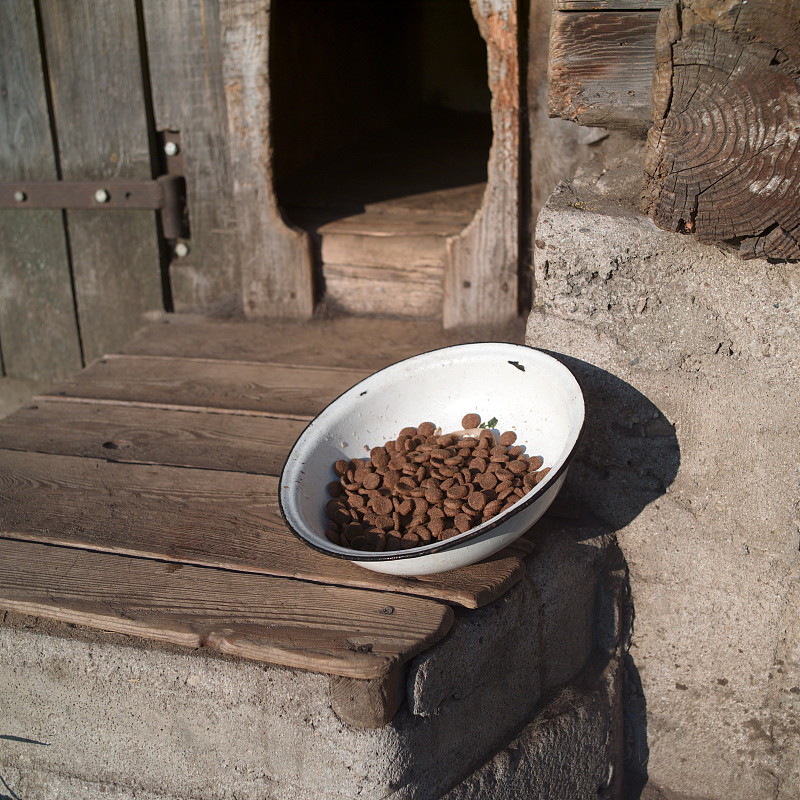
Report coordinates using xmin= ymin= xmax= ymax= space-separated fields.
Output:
xmin=218 ymin=0 xmax=315 ymax=320
xmin=39 ymin=0 xmax=163 ymax=362
xmin=323 ymin=263 xmax=444 ymax=319
xmin=0 ymin=0 xmax=82 ymax=380
xmin=0 ymin=399 xmax=306 ymax=474
xmin=0 ymin=449 xmax=526 ymax=608
xmin=555 ymin=1 xmax=669 ymax=8
xmin=43 ymin=355 xmax=370 ymax=418
xmin=0 ymin=538 xmax=453 ymax=679
xmin=548 ymin=9 xmax=659 ymax=134
xmin=141 ymin=0 xmax=241 ymax=312
xmin=443 ymin=1 xmax=519 ymax=327
xmin=117 ymin=315 xmax=527 ymax=369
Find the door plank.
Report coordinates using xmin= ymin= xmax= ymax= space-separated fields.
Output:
xmin=0 ymin=399 xmax=306 ymax=474
xmin=0 ymin=1 xmax=82 ymax=380
xmin=0 ymin=449 xmax=525 ymax=608
xmin=38 ymin=0 xmax=163 ymax=361
xmin=0 ymin=538 xmax=453 ymax=679
xmin=219 ymin=0 xmax=315 ymax=319
xmin=142 ymin=0 xmax=241 ymax=311
xmin=43 ymin=355 xmax=370 ymax=417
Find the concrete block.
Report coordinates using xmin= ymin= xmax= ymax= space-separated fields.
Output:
xmin=528 ymin=139 xmax=800 ymax=799
xmin=1 ymin=512 xmax=627 ymax=800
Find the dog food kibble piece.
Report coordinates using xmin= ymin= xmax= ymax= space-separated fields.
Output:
xmin=323 ymin=416 xmax=549 ymax=551
xmin=461 ymin=412 xmax=481 ymax=429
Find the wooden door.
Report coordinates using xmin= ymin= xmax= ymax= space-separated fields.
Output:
xmin=0 ymin=0 xmax=164 ymax=381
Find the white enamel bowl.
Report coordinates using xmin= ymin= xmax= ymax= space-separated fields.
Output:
xmin=279 ymin=343 xmax=584 ymax=576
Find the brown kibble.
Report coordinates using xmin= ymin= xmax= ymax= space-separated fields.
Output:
xmin=371 ymin=495 xmax=393 ymax=515
xmin=498 ymin=430 xmax=517 ymax=447
xmin=416 ymin=526 xmax=433 ymax=543
xmin=454 ymin=513 xmax=473 ymax=533
xmin=528 ymin=455 xmax=544 ymax=471
xmin=362 ymin=472 xmax=381 ymax=490
xmin=425 ymin=486 xmax=444 ymax=503
xmin=325 ymin=416 xmax=547 ymax=551
xmin=325 ymin=528 xmax=340 ymax=545
xmin=401 ymin=532 xmax=421 ymax=548
xmin=371 ymin=447 xmax=390 ymax=469
xmin=418 ymin=421 xmax=436 ymax=437
xmin=483 ymin=499 xmax=503 ymax=518
xmin=461 ymin=413 xmax=481 ymax=429
xmin=467 ymin=491 xmax=487 ymax=511
xmin=476 ymin=472 xmax=498 ymax=491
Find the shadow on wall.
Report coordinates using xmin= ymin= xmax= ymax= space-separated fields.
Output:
xmin=546 ymin=352 xmax=681 ymax=796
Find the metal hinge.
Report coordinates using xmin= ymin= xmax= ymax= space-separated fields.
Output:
xmin=0 ymin=132 xmax=189 ymax=243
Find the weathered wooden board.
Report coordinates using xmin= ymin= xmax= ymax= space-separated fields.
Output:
xmin=548 ymin=9 xmax=659 ymax=134
xmin=218 ymin=0 xmax=315 ymax=320
xmin=555 ymin=1 xmax=669 ymax=8
xmin=0 ymin=0 xmax=83 ymax=380
xmin=142 ymin=0 xmax=241 ymax=312
xmin=0 ymin=399 xmax=306 ymax=474
xmin=117 ymin=314 xmax=526 ymax=370
xmin=643 ymin=1 xmax=800 ymax=259
xmin=44 ymin=355 xmax=369 ymax=418
xmin=38 ymin=0 xmax=163 ymax=362
xmin=0 ymin=449 xmax=526 ymax=608
xmin=0 ymin=537 xmax=453 ymax=679
xmin=443 ymin=1 xmax=519 ymax=327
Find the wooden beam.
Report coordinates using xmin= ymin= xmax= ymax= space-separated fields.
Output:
xmin=443 ymin=0 xmax=520 ymax=327
xmin=643 ymin=1 xmax=800 ymax=260
xmin=219 ymin=0 xmax=315 ymax=320
xmin=548 ymin=9 xmax=660 ymax=135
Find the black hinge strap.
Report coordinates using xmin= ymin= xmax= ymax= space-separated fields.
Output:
xmin=0 ymin=175 xmax=185 ymax=239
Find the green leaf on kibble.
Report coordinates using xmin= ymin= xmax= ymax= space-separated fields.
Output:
xmin=479 ymin=417 xmax=499 ymax=429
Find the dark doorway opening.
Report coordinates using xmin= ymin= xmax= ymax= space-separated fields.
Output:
xmin=269 ymin=0 xmax=493 ymax=316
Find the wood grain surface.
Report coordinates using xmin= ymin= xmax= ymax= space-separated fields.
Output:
xmin=38 ymin=0 xmax=163 ymax=361
xmin=0 ymin=449 xmax=526 ymax=608
xmin=43 ymin=355 xmax=370 ymax=418
xmin=0 ymin=1 xmax=83 ymax=380
xmin=0 ymin=538 xmax=453 ymax=679
xmin=643 ymin=1 xmax=800 ymax=259
xmin=142 ymin=0 xmax=242 ymax=311
xmin=0 ymin=399 xmax=307 ymax=474
xmin=548 ymin=9 xmax=659 ymax=135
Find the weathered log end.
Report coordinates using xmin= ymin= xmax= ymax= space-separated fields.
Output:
xmin=642 ymin=1 xmax=800 ymax=261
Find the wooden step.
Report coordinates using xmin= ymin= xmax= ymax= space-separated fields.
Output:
xmin=0 ymin=537 xmax=453 ymax=680
xmin=0 ymin=447 xmax=527 ymax=609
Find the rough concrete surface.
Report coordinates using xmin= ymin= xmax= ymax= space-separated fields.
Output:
xmin=528 ymin=135 xmax=800 ymax=800
xmin=1 ymin=516 xmax=626 ymax=800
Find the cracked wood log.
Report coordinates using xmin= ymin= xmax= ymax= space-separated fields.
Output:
xmin=642 ymin=0 xmax=800 ymax=260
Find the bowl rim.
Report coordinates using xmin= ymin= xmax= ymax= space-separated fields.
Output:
xmin=278 ymin=342 xmax=585 ymax=562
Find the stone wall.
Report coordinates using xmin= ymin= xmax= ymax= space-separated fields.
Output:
xmin=528 ymin=135 xmax=800 ymax=799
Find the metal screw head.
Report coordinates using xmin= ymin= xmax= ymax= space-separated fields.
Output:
xmin=94 ymin=188 xmax=110 ymax=203
xmin=174 ymin=242 xmax=190 ymax=258
xmin=13 ymin=190 xmax=27 ymax=203
xmin=164 ymin=141 xmax=179 ymax=157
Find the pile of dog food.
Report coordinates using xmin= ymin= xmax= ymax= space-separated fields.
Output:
xmin=324 ymin=413 xmax=549 ymax=552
